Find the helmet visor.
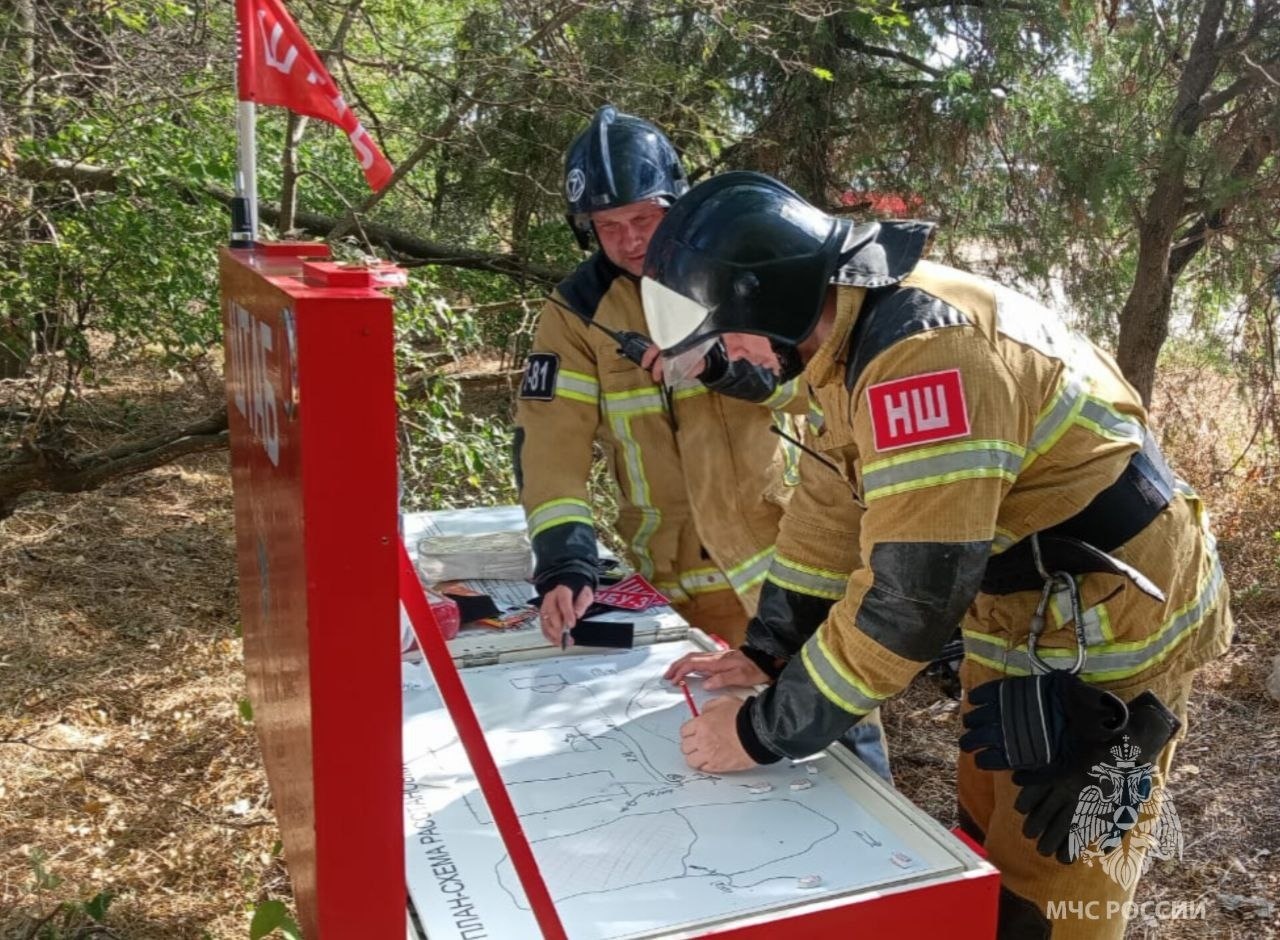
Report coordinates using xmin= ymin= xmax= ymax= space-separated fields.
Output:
xmin=640 ymin=276 xmax=714 ymax=351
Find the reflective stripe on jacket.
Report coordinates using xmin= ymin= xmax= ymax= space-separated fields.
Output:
xmin=514 ymin=252 xmax=801 ymax=608
xmin=746 ymin=259 xmax=1232 ymax=759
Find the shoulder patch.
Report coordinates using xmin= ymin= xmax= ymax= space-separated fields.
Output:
xmin=866 ymin=368 xmax=970 ymax=451
xmin=519 ymin=353 xmax=559 ymax=401
xmin=845 ymin=286 xmax=967 ymax=391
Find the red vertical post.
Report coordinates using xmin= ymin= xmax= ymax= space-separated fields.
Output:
xmin=221 ymin=246 xmax=404 ymax=938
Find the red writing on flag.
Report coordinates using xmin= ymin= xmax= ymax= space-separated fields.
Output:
xmin=594 ymin=575 xmax=669 ymax=611
xmin=866 ymin=368 xmax=971 ymax=451
xmin=237 ymin=0 xmax=393 ymax=191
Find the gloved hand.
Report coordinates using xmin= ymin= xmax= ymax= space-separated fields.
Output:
xmin=699 ymin=340 xmax=782 ymax=404
xmin=959 ymin=669 xmax=1129 ymax=772
xmin=1012 ymin=691 xmax=1181 ymax=863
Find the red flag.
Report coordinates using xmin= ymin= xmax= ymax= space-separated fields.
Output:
xmin=236 ymin=0 xmax=394 ymax=191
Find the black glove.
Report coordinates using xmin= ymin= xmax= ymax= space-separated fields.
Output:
xmin=959 ymin=670 xmax=1129 ymax=772
xmin=535 ymin=571 xmax=595 ymax=602
xmin=1012 ymin=691 xmax=1181 ymax=863
xmin=699 ymin=340 xmax=782 ymax=404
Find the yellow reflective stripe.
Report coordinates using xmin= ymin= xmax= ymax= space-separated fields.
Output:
xmin=773 ymin=414 xmax=802 ymax=486
xmin=861 ymin=440 xmax=1024 ymax=502
xmin=992 ymin=527 xmax=1018 ymax=555
xmin=1023 ymin=374 xmax=1087 ymax=470
xmin=604 ymin=393 xmax=666 ymax=417
xmin=1045 ymin=584 xmax=1113 ymax=646
xmin=674 ymin=385 xmax=708 ymax=401
xmin=680 ymin=566 xmax=730 ymax=596
xmin=1076 ymin=398 xmax=1145 ymax=445
xmin=527 ymin=498 xmax=593 ymax=538
xmin=764 ymin=378 xmax=802 ymax=409
xmin=962 ymin=547 xmax=1225 ymax=682
xmin=725 ymin=546 xmax=774 ymax=594
xmin=555 ymin=369 xmax=599 ymax=404
xmin=801 ymin=632 xmax=884 ymax=715
xmin=807 ymin=400 xmax=825 ymax=432
xmin=767 ymin=555 xmax=847 ymax=600
xmin=654 ymin=579 xmax=690 ymax=604
xmin=604 ymin=387 xmax=663 ymax=402
xmin=605 ymin=404 xmax=659 ymax=578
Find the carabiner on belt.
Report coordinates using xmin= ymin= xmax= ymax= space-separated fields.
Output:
xmin=1027 ymin=534 xmax=1088 ymax=675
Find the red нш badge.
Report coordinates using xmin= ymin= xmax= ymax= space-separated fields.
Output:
xmin=866 ymin=368 xmax=970 ymax=451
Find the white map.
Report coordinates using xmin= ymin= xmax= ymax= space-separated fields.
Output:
xmin=403 ymin=642 xmax=963 ymax=940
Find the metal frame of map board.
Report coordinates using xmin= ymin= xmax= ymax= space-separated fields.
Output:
xmin=404 ymin=630 xmax=1000 ymax=939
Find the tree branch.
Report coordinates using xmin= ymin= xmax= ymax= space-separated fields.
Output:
xmin=0 ymin=412 xmax=229 ymax=518
xmin=12 ymin=157 xmax=118 ymax=191
xmin=832 ymin=28 xmax=946 ymax=79
xmin=326 ymin=0 xmax=587 ymax=240
xmin=10 ymin=159 xmax=570 ymax=286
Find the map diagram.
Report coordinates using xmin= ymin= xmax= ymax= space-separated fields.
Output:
xmin=402 ymin=643 xmax=957 ymax=940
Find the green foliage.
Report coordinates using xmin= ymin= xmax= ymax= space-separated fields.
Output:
xmin=20 ymin=850 xmax=117 ymax=940
xmin=3 ymin=0 xmax=1277 ymax=495
xmin=249 ymin=899 xmax=302 ymax=940
xmin=396 ymin=283 xmax=517 ymax=510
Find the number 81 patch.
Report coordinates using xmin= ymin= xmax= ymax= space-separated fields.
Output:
xmin=519 ymin=352 xmax=559 ymax=401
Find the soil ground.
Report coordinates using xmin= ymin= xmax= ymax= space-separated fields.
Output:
xmin=1 ymin=356 xmax=1276 ymax=938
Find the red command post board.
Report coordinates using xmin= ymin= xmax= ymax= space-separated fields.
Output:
xmin=220 ymin=246 xmax=403 ymax=939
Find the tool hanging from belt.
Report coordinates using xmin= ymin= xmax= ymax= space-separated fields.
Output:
xmin=986 ymin=433 xmax=1177 ymax=674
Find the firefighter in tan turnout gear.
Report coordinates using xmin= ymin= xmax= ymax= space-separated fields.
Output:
xmin=645 ymin=172 xmax=1232 ymax=939
xmin=513 ymin=107 xmax=807 ymax=651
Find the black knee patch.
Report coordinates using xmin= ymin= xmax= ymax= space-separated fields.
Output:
xmin=998 ymin=886 xmax=1051 ymax=940
xmin=956 ymin=802 xmax=986 ymax=845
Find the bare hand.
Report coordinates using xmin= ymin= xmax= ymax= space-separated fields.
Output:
xmin=680 ymin=696 xmax=756 ymax=773
xmin=640 ymin=344 xmax=705 ymax=385
xmin=539 ymin=585 xmax=594 ymax=647
xmin=664 ymin=650 xmax=769 ymax=690
xmin=640 ymin=344 xmax=665 ymax=384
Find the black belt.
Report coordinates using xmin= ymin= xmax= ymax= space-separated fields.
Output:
xmin=982 ymin=434 xmax=1174 ymax=599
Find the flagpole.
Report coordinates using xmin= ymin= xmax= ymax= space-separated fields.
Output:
xmin=231 ymin=0 xmax=258 ymax=246
xmin=236 ymin=100 xmax=260 ymax=242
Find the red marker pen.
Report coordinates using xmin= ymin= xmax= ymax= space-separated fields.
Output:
xmin=678 ymin=679 xmax=699 ymax=718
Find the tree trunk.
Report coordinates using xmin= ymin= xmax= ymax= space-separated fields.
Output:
xmin=279 ymin=112 xmax=308 ymax=233
xmin=1115 ymin=229 xmax=1176 ymax=405
xmin=1 ymin=0 xmax=36 ymax=378
xmin=1113 ymin=0 xmax=1227 ymax=405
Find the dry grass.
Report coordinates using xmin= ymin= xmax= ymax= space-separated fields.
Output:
xmin=1 ymin=359 xmax=284 ymax=940
xmin=1 ymin=356 xmax=1276 ymax=938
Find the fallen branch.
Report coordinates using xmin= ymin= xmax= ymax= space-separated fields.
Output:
xmin=0 ymin=411 xmax=229 ymax=519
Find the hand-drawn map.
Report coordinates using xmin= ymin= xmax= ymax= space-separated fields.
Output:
xmin=403 ymin=642 xmax=962 ymax=940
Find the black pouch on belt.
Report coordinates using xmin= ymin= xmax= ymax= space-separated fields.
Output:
xmin=982 ymin=434 xmax=1175 ymax=601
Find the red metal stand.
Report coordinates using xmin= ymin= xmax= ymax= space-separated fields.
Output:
xmin=220 ymin=245 xmax=403 ymax=939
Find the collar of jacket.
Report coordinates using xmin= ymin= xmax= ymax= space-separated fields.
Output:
xmin=801 ymin=218 xmax=936 ymax=387
xmin=803 ymin=284 xmax=864 ymax=388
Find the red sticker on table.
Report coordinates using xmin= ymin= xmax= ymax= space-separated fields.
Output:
xmin=594 ymin=574 xmax=669 ymax=611
xmin=866 ymin=368 xmax=970 ymax=452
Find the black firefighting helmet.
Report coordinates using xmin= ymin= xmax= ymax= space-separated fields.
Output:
xmin=640 ymin=171 xmax=851 ymax=354
xmin=563 ymin=106 xmax=689 ymax=250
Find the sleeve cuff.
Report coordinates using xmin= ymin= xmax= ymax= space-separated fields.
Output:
xmin=736 ymin=696 xmax=784 ymax=765
xmin=739 ymin=644 xmax=787 ymax=681
xmin=535 ymin=570 xmax=596 ymax=598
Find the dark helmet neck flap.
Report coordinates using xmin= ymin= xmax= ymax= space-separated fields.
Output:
xmin=563 ymin=106 xmax=689 ymax=250
xmin=640 ymin=171 xmax=850 ymax=353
